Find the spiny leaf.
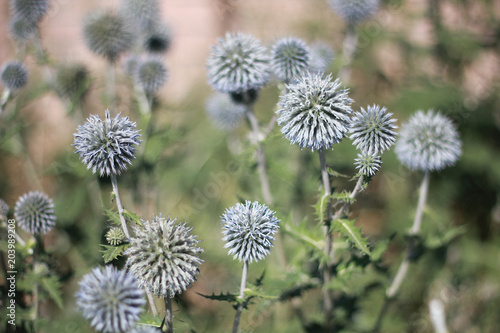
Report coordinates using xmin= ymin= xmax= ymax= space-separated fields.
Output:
xmin=327 ymin=166 xmax=350 ymax=178
xmin=196 ymin=291 xmax=238 ymax=303
xmin=283 ymin=219 xmax=324 ymax=254
xmin=370 ymin=236 xmax=393 ymax=262
xmin=103 ymin=207 xmax=121 ymax=226
xmin=40 ymin=275 xmax=63 ymax=309
xmin=122 ymin=209 xmax=142 ymax=225
xmin=333 ymin=218 xmax=371 ymax=257
xmin=100 ymin=244 xmax=130 ymax=263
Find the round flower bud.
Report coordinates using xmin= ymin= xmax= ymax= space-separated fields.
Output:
xmin=207 ymin=32 xmax=270 ymax=94
xmin=277 ymin=72 xmax=353 ymax=151
xmin=327 ymin=0 xmax=380 ymax=25
xmin=14 ymin=191 xmax=56 ymax=235
xmin=73 ymin=110 xmax=141 ymax=177
xmin=349 ymin=105 xmax=398 ymax=155
xmin=54 ymin=63 xmax=91 ymax=101
xmin=10 ymin=0 xmax=49 ymax=24
xmin=125 ymin=215 xmax=204 ymax=298
xmin=9 ymin=16 xmax=37 ymax=41
xmin=137 ymin=58 xmax=167 ymax=93
xmin=1 ymin=61 xmax=28 ymax=90
xmin=270 ymin=37 xmax=310 ymax=83
xmin=120 ymin=0 xmax=161 ymax=32
xmin=221 ymin=201 xmax=280 ymax=263
xmin=83 ymin=10 xmax=134 ymax=62
xmin=76 ymin=266 xmax=145 ymax=333
xmin=308 ymin=42 xmax=335 ymax=74
xmin=395 ymin=110 xmax=461 ymax=171
xmin=106 ymin=227 xmax=125 ymax=246
xmin=355 ymin=151 xmax=382 ymax=176
xmin=206 ymin=93 xmax=246 ymax=131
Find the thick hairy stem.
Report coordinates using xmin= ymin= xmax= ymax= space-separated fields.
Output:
xmin=110 ymin=174 xmax=130 ymax=239
xmin=162 ymin=297 xmax=173 ymax=333
xmin=318 ymin=149 xmax=334 ymax=331
xmin=339 ymin=24 xmax=358 ymax=84
xmin=232 ymin=261 xmax=248 ymax=333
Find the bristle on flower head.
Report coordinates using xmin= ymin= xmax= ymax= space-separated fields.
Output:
xmin=355 ymin=151 xmax=382 ymax=176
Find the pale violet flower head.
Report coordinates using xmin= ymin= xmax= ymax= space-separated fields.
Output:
xmin=207 ymin=32 xmax=270 ymax=94
xmin=137 ymin=58 xmax=168 ymax=93
xmin=206 ymin=93 xmax=247 ymax=131
xmin=349 ymin=105 xmax=398 ymax=155
xmin=76 ymin=266 xmax=145 ymax=333
xmin=125 ymin=215 xmax=203 ymax=298
xmin=355 ymin=151 xmax=382 ymax=176
xmin=277 ymin=72 xmax=353 ymax=151
xmin=328 ymin=0 xmax=380 ymax=25
xmin=14 ymin=191 xmax=56 ymax=235
xmin=73 ymin=110 xmax=141 ymax=177
xmin=1 ymin=61 xmax=28 ymax=90
xmin=270 ymin=37 xmax=310 ymax=83
xmin=395 ymin=110 xmax=461 ymax=171
xmin=221 ymin=201 xmax=280 ymax=263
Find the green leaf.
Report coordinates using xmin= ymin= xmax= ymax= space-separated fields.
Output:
xmin=370 ymin=235 xmax=394 ymax=262
xmin=196 ymin=291 xmax=238 ymax=303
xmin=333 ymin=218 xmax=371 ymax=257
xmin=327 ymin=166 xmax=350 ymax=178
xmin=100 ymin=244 xmax=130 ymax=263
xmin=282 ymin=219 xmax=324 ymax=255
xmin=244 ymin=288 xmax=278 ymax=301
xmin=103 ymin=207 xmax=121 ymax=226
xmin=137 ymin=312 xmax=163 ymax=327
xmin=40 ymin=276 xmax=63 ymax=309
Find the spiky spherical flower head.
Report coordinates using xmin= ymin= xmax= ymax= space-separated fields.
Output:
xmin=277 ymin=72 xmax=353 ymax=151
xmin=120 ymin=0 xmax=160 ymax=32
xmin=106 ymin=227 xmax=125 ymax=246
xmin=125 ymin=215 xmax=204 ymax=298
xmin=9 ymin=16 xmax=37 ymax=41
xmin=221 ymin=201 xmax=280 ymax=263
xmin=73 ymin=110 xmax=141 ymax=177
xmin=76 ymin=266 xmax=145 ymax=333
xmin=207 ymin=32 xmax=270 ymax=94
xmin=10 ymin=0 xmax=49 ymax=24
xmin=328 ymin=0 xmax=380 ymax=25
xmin=130 ymin=326 xmax=161 ymax=333
xmin=270 ymin=37 xmax=310 ymax=83
xmin=395 ymin=111 xmax=461 ymax=171
xmin=143 ymin=24 xmax=172 ymax=54
xmin=308 ymin=42 xmax=335 ymax=74
xmin=1 ymin=61 xmax=28 ymax=90
xmin=137 ymin=58 xmax=167 ymax=93
xmin=355 ymin=151 xmax=381 ymax=176
xmin=0 ymin=199 xmax=9 ymax=221
xmin=83 ymin=11 xmax=134 ymax=62
xmin=206 ymin=93 xmax=246 ymax=131
xmin=55 ymin=64 xmax=91 ymax=101
xmin=349 ymin=105 xmax=397 ymax=155
xmin=14 ymin=191 xmax=56 ymax=235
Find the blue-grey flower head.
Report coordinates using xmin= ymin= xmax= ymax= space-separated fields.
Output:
xmin=143 ymin=23 xmax=172 ymax=54
xmin=395 ymin=110 xmax=461 ymax=171
xmin=73 ymin=110 xmax=141 ymax=177
xmin=83 ymin=10 xmax=134 ymax=62
xmin=137 ymin=58 xmax=168 ymax=93
xmin=120 ymin=0 xmax=161 ymax=32
xmin=276 ymin=72 xmax=353 ymax=151
xmin=308 ymin=42 xmax=335 ymax=74
xmin=130 ymin=326 xmax=161 ymax=333
xmin=207 ymin=32 xmax=270 ymax=94
xmin=328 ymin=0 xmax=380 ymax=25
xmin=221 ymin=201 xmax=280 ymax=263
xmin=355 ymin=151 xmax=381 ymax=176
xmin=349 ymin=105 xmax=398 ymax=154
xmin=14 ymin=191 xmax=56 ymax=235
xmin=9 ymin=16 xmax=37 ymax=41
xmin=206 ymin=93 xmax=246 ymax=131
xmin=10 ymin=0 xmax=49 ymax=24
xmin=270 ymin=37 xmax=310 ymax=83
xmin=125 ymin=215 xmax=204 ymax=298
xmin=76 ymin=266 xmax=145 ymax=333
xmin=55 ymin=63 xmax=91 ymax=101
xmin=0 ymin=199 xmax=9 ymax=221
xmin=1 ymin=61 xmax=28 ymax=90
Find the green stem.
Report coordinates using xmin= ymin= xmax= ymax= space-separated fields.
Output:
xmin=162 ymin=297 xmax=173 ymax=333
xmin=339 ymin=23 xmax=358 ymax=84
xmin=232 ymin=261 xmax=248 ymax=333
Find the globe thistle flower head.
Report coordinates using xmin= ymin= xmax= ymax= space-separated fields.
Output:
xmin=277 ymin=72 xmax=353 ymax=151
xmin=137 ymin=58 xmax=168 ymax=93
xmin=10 ymin=0 xmax=49 ymax=24
xmin=349 ymin=105 xmax=398 ymax=155
xmin=221 ymin=201 xmax=280 ymax=263
xmin=76 ymin=266 xmax=145 ymax=333
xmin=83 ymin=10 xmax=134 ymax=62
xmin=206 ymin=93 xmax=246 ymax=131
xmin=0 ymin=199 xmax=9 ymax=221
xmin=328 ymin=0 xmax=380 ymax=25
xmin=73 ymin=110 xmax=141 ymax=177
xmin=9 ymin=16 xmax=37 ymax=41
xmin=1 ymin=61 xmax=28 ymax=90
xmin=14 ymin=191 xmax=56 ymax=235
xmin=270 ymin=37 xmax=310 ymax=84
xmin=125 ymin=215 xmax=204 ymax=298
xmin=106 ymin=227 xmax=125 ymax=246
xmin=207 ymin=32 xmax=270 ymax=94
xmin=355 ymin=151 xmax=381 ymax=176
xmin=55 ymin=64 xmax=91 ymax=101
xmin=120 ymin=0 xmax=160 ymax=32
xmin=395 ymin=110 xmax=461 ymax=171
xmin=308 ymin=42 xmax=335 ymax=74
xmin=143 ymin=24 xmax=172 ymax=54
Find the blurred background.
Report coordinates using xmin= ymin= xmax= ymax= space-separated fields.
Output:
xmin=1 ymin=0 xmax=500 ymax=332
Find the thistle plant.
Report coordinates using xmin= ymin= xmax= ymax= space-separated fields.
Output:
xmin=355 ymin=151 xmax=382 ymax=176
xmin=221 ymin=201 xmax=279 ymax=333
xmin=1 ymin=61 xmax=28 ymax=91
xmin=120 ymin=0 xmax=161 ymax=32
xmin=205 ymin=93 xmax=246 ymax=131
xmin=9 ymin=16 xmax=37 ymax=41
xmin=136 ymin=58 xmax=168 ymax=94
xmin=105 ymin=227 xmax=126 ymax=246
xmin=270 ymin=37 xmax=310 ymax=84
xmin=14 ymin=191 xmax=56 ymax=235
xmin=76 ymin=266 xmax=146 ymax=333
xmin=54 ymin=63 xmax=91 ymax=107
xmin=10 ymin=0 xmax=49 ymax=25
